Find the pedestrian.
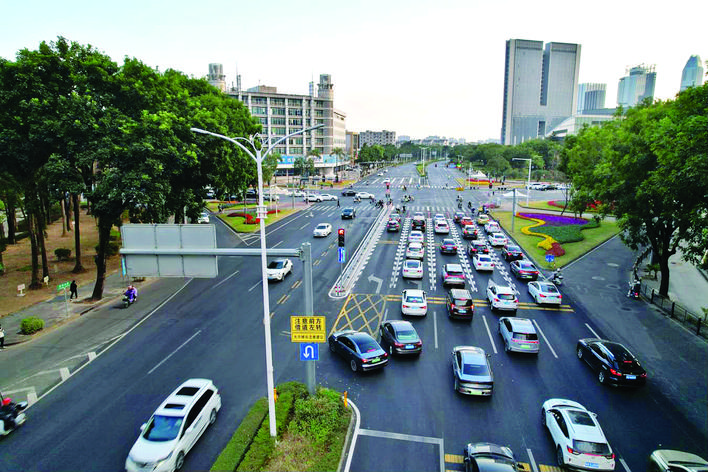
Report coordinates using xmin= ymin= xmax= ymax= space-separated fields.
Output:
xmin=336 ymin=199 xmax=340 ymax=207
xmin=69 ymin=280 xmax=78 ymax=300
xmin=0 ymin=324 xmax=5 ymax=349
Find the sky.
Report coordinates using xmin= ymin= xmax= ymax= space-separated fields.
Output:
xmin=2 ymin=0 xmax=706 ymax=142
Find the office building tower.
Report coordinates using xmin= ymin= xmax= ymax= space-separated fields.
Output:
xmin=577 ymin=83 xmax=607 ymax=113
xmin=501 ymin=39 xmax=581 ymax=145
xmin=680 ymin=55 xmax=704 ymax=91
xmin=617 ymin=65 xmax=656 ymax=108
xmin=207 ymin=63 xmax=226 ymax=92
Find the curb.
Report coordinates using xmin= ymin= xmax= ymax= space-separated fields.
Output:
xmin=337 ymin=398 xmax=358 ymax=472
xmin=341 ymin=399 xmax=361 ymax=472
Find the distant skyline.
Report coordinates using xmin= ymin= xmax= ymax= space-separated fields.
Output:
xmin=1 ymin=0 xmax=706 ymax=142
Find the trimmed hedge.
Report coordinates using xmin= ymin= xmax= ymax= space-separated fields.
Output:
xmin=210 ymin=398 xmax=269 ymax=472
xmin=20 ymin=317 xmax=45 ymax=335
xmin=54 ymin=248 xmax=72 ymax=261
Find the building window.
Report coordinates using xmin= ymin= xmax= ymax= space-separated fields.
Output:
xmin=273 ymin=127 xmax=286 ymax=135
xmin=316 ymin=138 xmax=324 ymax=145
xmin=288 ymin=99 xmax=302 ymax=106
xmin=271 ymin=107 xmax=286 ymax=116
xmin=289 ymin=147 xmax=303 ymax=154
xmin=257 ymin=117 xmax=268 ymax=125
xmin=271 ymin=117 xmax=286 ymax=125
xmin=252 ymin=106 xmax=267 ymax=115
xmin=252 ymin=97 xmax=267 ymax=105
xmin=537 ymin=121 xmax=546 ymax=137
xmin=271 ymin=98 xmax=285 ymax=106
xmin=315 ymin=110 xmax=325 ymax=117
xmin=275 ymin=146 xmax=286 ymax=154
xmin=288 ymin=118 xmax=302 ymax=126
xmin=288 ymin=108 xmax=302 ymax=116
xmin=289 ymin=138 xmax=303 ymax=145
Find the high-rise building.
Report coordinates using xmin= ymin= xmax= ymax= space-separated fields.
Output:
xmin=207 ymin=63 xmax=226 ymax=92
xmin=359 ymin=130 xmax=396 ymax=147
xmin=617 ymin=65 xmax=656 ymax=108
xmin=501 ymin=39 xmax=581 ymax=145
xmin=577 ymin=83 xmax=607 ymax=113
xmin=680 ymin=55 xmax=704 ymax=91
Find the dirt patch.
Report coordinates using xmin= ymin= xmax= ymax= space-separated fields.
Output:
xmin=1 ymin=209 xmax=120 ymax=318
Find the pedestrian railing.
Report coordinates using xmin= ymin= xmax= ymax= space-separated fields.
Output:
xmin=640 ymin=282 xmax=707 ymax=339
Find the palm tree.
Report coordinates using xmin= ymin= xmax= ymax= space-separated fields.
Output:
xmin=332 ymin=147 xmax=345 ymax=181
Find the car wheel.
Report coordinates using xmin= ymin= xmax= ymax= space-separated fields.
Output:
xmin=209 ymin=409 xmax=217 ymax=425
xmin=577 ymin=347 xmax=583 ymax=359
xmin=329 ymin=342 xmax=336 ymax=353
xmin=350 ymin=360 xmax=358 ymax=372
xmin=388 ymin=345 xmax=394 ymax=355
xmin=454 ymin=377 xmax=460 ymax=392
xmin=175 ymin=451 xmax=185 ymax=471
xmin=541 ymin=408 xmax=546 ymax=426
xmin=504 ymin=342 xmax=510 ymax=353
xmin=599 ymin=370 xmax=606 ymax=384
xmin=556 ymin=446 xmax=565 ymax=468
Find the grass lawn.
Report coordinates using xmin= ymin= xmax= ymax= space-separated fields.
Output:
xmin=216 ymin=207 xmax=300 ymax=233
xmin=490 ymin=211 xmax=621 ymax=269
xmin=416 ymin=163 xmax=426 ymax=177
xmin=518 ymin=200 xmax=600 ymax=214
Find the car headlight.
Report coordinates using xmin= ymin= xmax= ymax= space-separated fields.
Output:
xmin=155 ymin=452 xmax=173 ymax=467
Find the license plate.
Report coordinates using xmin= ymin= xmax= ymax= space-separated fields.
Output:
xmin=458 ymin=309 xmax=466 ymax=313
xmin=584 ymin=463 xmax=599 ymax=469
xmin=405 ymin=344 xmax=415 ymax=349
xmin=626 ymin=375 xmax=636 ymax=380
xmin=370 ymin=357 xmax=380 ymax=363
xmin=520 ymin=344 xmax=531 ymax=349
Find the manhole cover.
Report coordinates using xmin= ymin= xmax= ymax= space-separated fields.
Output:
xmin=607 ymin=263 xmax=620 ymax=267
xmin=592 ymin=276 xmax=605 ymax=281
xmin=606 ymin=284 xmax=620 ymax=289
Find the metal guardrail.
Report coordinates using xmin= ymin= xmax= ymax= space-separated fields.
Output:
xmin=640 ymin=282 xmax=707 ymax=338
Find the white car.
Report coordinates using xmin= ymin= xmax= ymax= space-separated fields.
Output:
xmin=484 ymin=222 xmax=500 ymax=234
xmin=488 ymin=232 xmax=507 ymax=246
xmin=262 ymin=193 xmax=280 ymax=201
xmin=125 ymin=379 xmax=221 ymax=472
xmin=408 ymin=230 xmax=425 ymax=245
xmin=434 ymin=220 xmax=450 ymax=234
xmin=355 ymin=192 xmax=374 ymax=200
xmin=383 ymin=178 xmax=391 ymax=184
xmin=292 ymin=190 xmax=306 ymax=197
xmin=487 ymin=280 xmax=518 ymax=312
xmin=313 ymin=223 xmax=332 ymax=237
xmin=319 ymin=194 xmax=338 ymax=201
xmin=433 ymin=213 xmax=446 ymax=222
xmin=305 ymin=194 xmax=323 ymax=203
xmin=197 ymin=212 xmax=210 ymax=224
xmin=527 ymin=281 xmax=563 ymax=305
xmin=406 ymin=242 xmax=425 ymax=260
xmin=266 ymin=258 xmax=293 ymax=281
xmin=472 ymin=254 xmax=495 ymax=271
xmin=498 ymin=317 xmax=540 ymax=354
xmin=402 ymin=259 xmax=424 ymax=279
xmin=542 ymin=399 xmax=616 ymax=471
xmin=401 ymin=289 xmax=427 ymax=316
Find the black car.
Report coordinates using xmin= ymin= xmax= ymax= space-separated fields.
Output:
xmin=509 ymin=260 xmax=539 ymax=280
xmin=379 ymin=320 xmax=422 ymax=355
xmin=412 ymin=212 xmax=426 ymax=230
xmin=501 ymin=244 xmax=524 ymax=262
xmin=328 ymin=330 xmax=389 ymax=372
xmin=467 ymin=240 xmax=489 ymax=257
xmin=439 ymin=239 xmax=458 ymax=255
xmin=446 ymin=288 xmax=474 ymax=319
xmin=464 ymin=443 xmax=519 ymax=472
xmin=341 ymin=189 xmax=357 ymax=196
xmin=453 ymin=211 xmax=465 ymax=224
xmin=341 ymin=208 xmax=356 ymax=219
xmin=386 ymin=219 xmax=400 ymax=232
xmin=576 ymin=338 xmax=647 ymax=386
xmin=461 ymin=225 xmax=478 ymax=240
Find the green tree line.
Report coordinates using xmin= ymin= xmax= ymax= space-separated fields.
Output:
xmin=0 ymin=37 xmax=265 ymax=299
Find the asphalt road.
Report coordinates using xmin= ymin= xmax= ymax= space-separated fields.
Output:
xmin=0 ymin=162 xmax=705 ymax=472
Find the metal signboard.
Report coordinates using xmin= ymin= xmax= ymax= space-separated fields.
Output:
xmin=300 ymin=343 xmax=319 ymax=361
xmin=290 ymin=316 xmax=326 ymax=343
xmin=338 ymin=247 xmax=346 ymax=263
xmin=57 ymin=281 xmax=70 ymax=292
xmin=545 ymin=254 xmax=555 ymax=263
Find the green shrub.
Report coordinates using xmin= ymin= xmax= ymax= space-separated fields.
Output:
xmin=20 ymin=317 xmax=45 ymax=335
xmin=211 ymin=398 xmax=268 ymax=472
xmin=96 ymin=241 xmax=121 ymax=257
xmin=54 ymin=248 xmax=72 ymax=261
xmin=109 ymin=229 xmax=121 ymax=241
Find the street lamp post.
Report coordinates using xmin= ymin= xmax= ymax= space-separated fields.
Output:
xmin=512 ymin=157 xmax=532 ymax=206
xmin=191 ymin=123 xmax=324 ymax=438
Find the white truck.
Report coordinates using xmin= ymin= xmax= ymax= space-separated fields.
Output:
xmin=486 ymin=280 xmax=518 ymax=313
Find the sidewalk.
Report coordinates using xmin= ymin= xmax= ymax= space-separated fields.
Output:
xmin=1 ymin=271 xmax=141 ymax=347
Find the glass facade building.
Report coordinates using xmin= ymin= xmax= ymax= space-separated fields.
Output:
xmin=617 ymin=65 xmax=656 ymax=108
xmin=577 ymin=83 xmax=607 ymax=114
xmin=680 ymin=55 xmax=704 ymax=92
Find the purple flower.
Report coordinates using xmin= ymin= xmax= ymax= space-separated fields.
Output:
xmin=519 ymin=213 xmax=588 ymax=226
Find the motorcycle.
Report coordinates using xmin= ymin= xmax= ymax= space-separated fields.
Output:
xmin=551 ymin=269 xmax=564 ymax=286
xmin=122 ymin=292 xmax=137 ymax=308
xmin=627 ymin=280 xmax=641 ymax=299
xmin=0 ymin=396 xmax=28 ymax=436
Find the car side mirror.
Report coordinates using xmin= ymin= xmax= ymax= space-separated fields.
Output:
xmin=140 ymin=423 xmax=147 ymax=432
xmin=487 ymin=354 xmax=491 ymax=358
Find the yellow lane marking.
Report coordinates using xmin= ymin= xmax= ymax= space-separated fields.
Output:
xmin=517 ymin=462 xmax=530 ymax=471
xmin=539 ymin=464 xmax=563 ymax=472
xmin=277 ymin=294 xmax=289 ymax=304
xmin=443 ymin=456 xmax=535 ymax=472
xmin=269 ymin=311 xmax=275 ymax=318
xmin=444 ymin=454 xmax=464 ymax=464
xmin=291 ymin=280 xmax=302 ymax=289
xmin=329 ymin=293 xmax=388 ymax=336
xmin=313 ymin=259 xmax=321 ymax=266
xmin=321 ymin=251 xmax=328 ymax=257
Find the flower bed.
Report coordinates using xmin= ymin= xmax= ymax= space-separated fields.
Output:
xmin=228 ymin=210 xmax=278 ymax=224
xmin=517 ymin=212 xmax=597 ymax=256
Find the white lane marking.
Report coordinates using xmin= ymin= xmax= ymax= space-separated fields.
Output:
xmin=299 ymin=223 xmax=309 ymax=230
xmin=585 ymin=323 xmax=601 ymax=339
xmin=59 ymin=368 xmax=70 ymax=381
xmin=213 ymin=270 xmax=240 ymax=290
xmin=272 ymin=241 xmax=283 ymax=248
xmin=248 ymin=280 xmax=262 ymax=292
xmin=526 ymin=449 xmax=539 ymax=472
xmin=532 ymin=319 xmax=558 ymax=359
xmin=433 ymin=310 xmax=438 ymax=349
xmin=619 ymin=457 xmax=632 ymax=472
xmin=344 ymin=400 xmax=361 ymax=472
xmin=148 ymin=330 xmax=202 ymax=375
xmin=33 ymin=279 xmax=195 ymax=408
xmin=382 ymin=308 xmax=389 ymax=323
xmin=358 ymin=428 xmax=443 ymax=444
xmin=482 ymin=315 xmax=498 ymax=354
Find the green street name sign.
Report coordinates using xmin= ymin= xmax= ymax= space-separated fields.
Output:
xmin=57 ymin=281 xmax=71 ymax=292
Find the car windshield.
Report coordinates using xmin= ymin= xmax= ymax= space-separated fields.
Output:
xmin=267 ymin=261 xmax=284 ymax=269
xmin=498 ymin=293 xmax=516 ymax=300
xmin=572 ymin=440 xmax=611 ymax=455
xmin=142 ymin=415 xmax=183 ymax=442
xmin=519 ymin=262 xmax=535 ymax=269
xmin=507 ymin=245 xmax=520 ymax=252
xmin=406 ymin=295 xmax=424 ymax=303
xmin=540 ymin=284 xmax=558 ymax=293
xmin=462 ymin=362 xmax=489 ymax=376
xmin=396 ymin=329 xmax=418 ymax=341
xmin=316 ymin=224 xmax=328 ymax=230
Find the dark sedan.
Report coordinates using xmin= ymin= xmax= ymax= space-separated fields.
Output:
xmin=467 ymin=240 xmax=489 ymax=257
xmin=509 ymin=259 xmax=539 ymax=280
xmin=464 ymin=443 xmax=519 ymax=472
xmin=577 ymin=338 xmax=647 ymax=386
xmin=329 ymin=330 xmax=389 ymax=372
xmin=502 ymin=243 xmax=524 ymax=262
xmin=386 ymin=219 xmax=400 ymax=232
xmin=341 ymin=189 xmax=357 ymax=196
xmin=439 ymin=238 xmax=458 ymax=255
xmin=453 ymin=211 xmax=466 ymax=224
xmin=379 ymin=320 xmax=422 ymax=356
xmin=341 ymin=207 xmax=356 ymax=219
xmin=461 ymin=225 xmax=478 ymax=240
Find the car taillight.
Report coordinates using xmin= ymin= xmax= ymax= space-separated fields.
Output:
xmin=567 ymin=446 xmax=580 ymax=455
xmin=382 ymin=352 xmax=388 ymax=358
xmin=402 ymin=304 xmax=409 ymax=309
xmin=362 ymin=358 xmax=370 ymax=363
xmin=421 ymin=305 xmax=427 ymax=309
xmin=450 ymin=303 xmax=455 ymax=309
xmin=539 ymin=293 xmax=546 ymax=298
xmin=415 ymin=341 xmax=422 ymax=347
xmin=606 ymin=453 xmax=615 ymax=460
xmin=394 ymin=342 xmax=405 ymax=348
xmin=640 ymin=372 xmax=647 ymax=378
xmin=493 ymin=298 xmax=499 ymax=302
xmin=610 ymin=368 xmax=621 ymax=376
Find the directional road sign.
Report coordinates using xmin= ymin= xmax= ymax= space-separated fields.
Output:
xmin=57 ymin=281 xmax=71 ymax=292
xmin=545 ymin=254 xmax=555 ymax=263
xmin=338 ymin=247 xmax=346 ymax=263
xmin=290 ymin=316 xmax=326 ymax=343
xmin=300 ymin=343 xmax=319 ymax=361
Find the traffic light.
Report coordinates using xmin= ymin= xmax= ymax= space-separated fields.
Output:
xmin=338 ymin=228 xmax=345 ymax=247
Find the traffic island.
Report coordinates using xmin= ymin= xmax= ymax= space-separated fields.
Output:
xmin=211 ymin=382 xmax=353 ymax=472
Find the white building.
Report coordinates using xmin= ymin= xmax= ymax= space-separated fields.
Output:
xmin=359 ymin=130 xmax=396 ymax=147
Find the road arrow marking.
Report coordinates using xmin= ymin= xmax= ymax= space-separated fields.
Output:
xmin=368 ymin=274 xmax=383 ymax=293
